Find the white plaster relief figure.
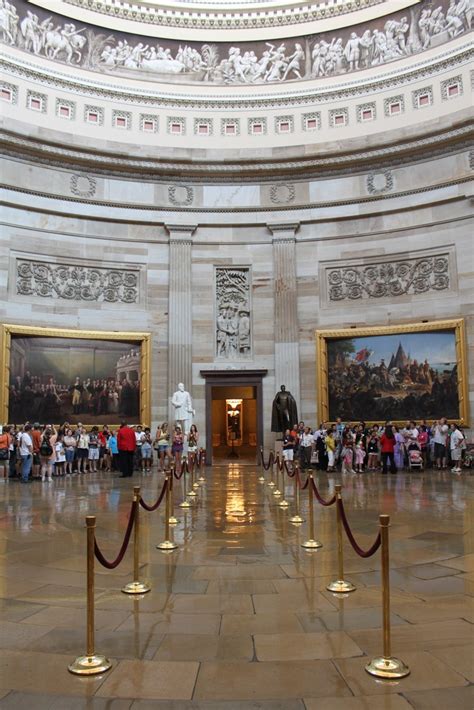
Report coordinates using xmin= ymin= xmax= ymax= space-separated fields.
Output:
xmin=2 ymin=0 xmax=470 ymax=84
xmin=171 ymin=383 xmax=194 ymax=435
xmin=215 ymin=268 xmax=251 ymax=360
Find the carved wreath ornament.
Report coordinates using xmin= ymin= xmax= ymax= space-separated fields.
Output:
xmin=327 ymin=257 xmax=449 ymax=301
xmin=16 ymin=261 xmax=139 ymax=303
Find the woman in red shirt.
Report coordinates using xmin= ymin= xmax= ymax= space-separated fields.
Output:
xmin=380 ymin=424 xmax=397 ymax=475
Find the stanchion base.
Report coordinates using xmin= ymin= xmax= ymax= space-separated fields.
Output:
xmin=279 ymin=499 xmax=289 ymax=508
xmin=179 ymin=501 xmax=191 ymax=508
xmin=365 ymin=656 xmax=410 ymax=679
xmin=156 ymin=540 xmax=178 ymax=550
xmin=267 ymin=481 xmax=275 ymax=488
xmin=68 ymin=653 xmax=112 ymax=676
xmin=273 ymin=489 xmax=281 ymax=497
xmin=301 ymin=539 xmax=323 ymax=549
xmin=258 ymin=476 xmax=265 ymax=483
xmin=187 ymin=490 xmax=197 ymax=497
xmin=289 ymin=514 xmax=305 ymax=524
xmin=326 ymin=579 xmax=356 ymax=593
xmin=169 ymin=515 xmax=179 ymax=525
xmin=198 ymin=476 xmax=206 ymax=483
xmin=193 ymin=482 xmax=200 ymax=489
xmin=122 ymin=580 xmax=151 ymax=595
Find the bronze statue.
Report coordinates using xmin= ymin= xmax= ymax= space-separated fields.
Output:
xmin=271 ymin=385 xmax=298 ymax=434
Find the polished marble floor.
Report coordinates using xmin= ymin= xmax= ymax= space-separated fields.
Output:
xmin=0 ymin=463 xmax=473 ymax=709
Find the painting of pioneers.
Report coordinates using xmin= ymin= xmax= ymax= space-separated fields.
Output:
xmin=6 ymin=333 xmax=145 ymax=425
xmin=320 ymin=322 xmax=467 ymax=423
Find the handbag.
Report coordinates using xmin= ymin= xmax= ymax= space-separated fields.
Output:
xmin=0 ymin=448 xmax=8 ymax=460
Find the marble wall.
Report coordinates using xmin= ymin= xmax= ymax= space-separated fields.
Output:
xmin=1 ymin=144 xmax=473 ymax=445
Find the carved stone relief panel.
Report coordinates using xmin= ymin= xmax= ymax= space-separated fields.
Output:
xmin=215 ymin=267 xmax=251 ymax=360
xmin=320 ymin=249 xmax=454 ymax=306
xmin=16 ymin=259 xmax=140 ymax=303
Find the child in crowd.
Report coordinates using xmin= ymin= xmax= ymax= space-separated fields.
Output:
xmin=354 ymin=439 xmax=366 ymax=473
xmin=54 ymin=432 xmax=66 ymax=476
xmin=141 ymin=427 xmax=153 ymax=472
xmin=172 ymin=425 xmax=184 ymax=472
xmin=367 ymin=433 xmax=379 ymax=471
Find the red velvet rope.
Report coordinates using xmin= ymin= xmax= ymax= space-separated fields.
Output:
xmin=260 ymin=450 xmax=274 ymax=471
xmin=310 ymin=477 xmax=336 ymax=507
xmin=338 ymin=497 xmax=382 ymax=558
xmin=174 ymin=466 xmax=185 ymax=480
xmin=298 ymin=470 xmax=310 ymax=490
xmin=139 ymin=477 xmax=168 ymax=512
xmin=94 ymin=500 xmax=136 ymax=569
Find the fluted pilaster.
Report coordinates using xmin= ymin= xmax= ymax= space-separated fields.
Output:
xmin=268 ymin=222 xmax=301 ymax=409
xmin=166 ymin=224 xmax=197 ymax=416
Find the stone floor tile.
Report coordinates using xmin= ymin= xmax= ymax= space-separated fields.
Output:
xmin=0 ymin=620 xmax=54 ymax=650
xmin=27 ymin=627 xmax=163 ymax=660
xmin=303 ymin=695 xmax=412 ymax=709
xmin=95 ymin=659 xmax=199 ymax=699
xmin=20 ymin=604 xmax=131 ymax=630
xmin=315 ymin=608 xmax=407 ymax=632
xmin=194 ymin=660 xmax=352 ymax=700
xmin=252 ymin=592 xmax=337 ymax=614
xmin=0 ymin=650 xmax=108 ymax=696
xmin=437 ymin=554 xmax=474 ymax=572
xmin=168 ymin=593 xmax=254 ymax=614
xmin=153 ymin=633 xmax=254 ymax=661
xmin=130 ymin=700 xmax=305 ymax=709
xmin=115 ymin=612 xmax=221 ymax=635
xmin=220 ymin=612 xmax=304 ymax=635
xmin=191 ymin=565 xmax=287 ymax=580
xmin=428 ymin=644 xmax=474 ymax=681
xmin=206 ymin=579 xmax=276 ymax=594
xmin=347 ymin=618 xmax=473 ymax=654
xmin=254 ymin=631 xmax=363 ymax=661
xmin=402 ymin=686 xmax=474 ymax=710
xmin=0 ymin=691 xmax=132 ymax=709
xmin=0 ymin=599 xmax=46 ymax=623
xmin=335 ymin=651 xmax=468 ymax=695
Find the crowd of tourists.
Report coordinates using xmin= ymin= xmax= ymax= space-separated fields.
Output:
xmin=0 ymin=421 xmax=200 ymax=483
xmin=281 ymin=418 xmax=468 ymax=475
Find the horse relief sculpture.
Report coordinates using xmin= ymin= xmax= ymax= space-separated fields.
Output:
xmin=1 ymin=0 xmax=471 ymax=84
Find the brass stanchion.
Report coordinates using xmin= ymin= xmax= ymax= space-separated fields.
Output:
xmin=290 ymin=463 xmax=305 ymax=524
xmin=278 ymin=460 xmax=289 ymax=509
xmin=301 ymin=473 xmax=322 ymax=549
xmin=168 ymin=466 xmax=178 ymax=525
xmin=68 ymin=516 xmax=112 ymax=675
xmin=157 ymin=477 xmax=178 ymax=551
xmin=365 ymin=515 xmax=410 ymax=679
xmin=273 ymin=457 xmax=282 ymax=497
xmin=258 ymin=448 xmax=266 ymax=483
xmin=187 ymin=456 xmax=197 ymax=498
xmin=179 ymin=460 xmax=191 ymax=508
xmin=122 ymin=486 xmax=151 ymax=594
xmin=326 ymin=485 xmax=355 ymax=593
xmin=267 ymin=451 xmax=276 ymax=488
xmin=198 ymin=449 xmax=206 ymax=483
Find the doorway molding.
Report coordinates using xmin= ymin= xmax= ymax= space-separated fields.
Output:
xmin=200 ymin=369 xmax=268 ymax=464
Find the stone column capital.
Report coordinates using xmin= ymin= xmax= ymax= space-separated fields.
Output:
xmin=267 ymin=222 xmax=300 ymax=242
xmin=165 ymin=224 xmax=198 ymax=243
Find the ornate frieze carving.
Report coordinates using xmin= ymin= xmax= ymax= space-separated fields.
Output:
xmin=16 ymin=260 xmax=139 ymax=303
xmin=215 ymin=268 xmax=251 ymax=360
xmin=1 ymin=0 xmax=470 ymax=88
xmin=325 ymin=254 xmax=451 ymax=302
xmin=168 ymin=185 xmax=194 ymax=206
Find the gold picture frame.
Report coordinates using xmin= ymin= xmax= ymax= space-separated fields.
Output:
xmin=316 ymin=319 xmax=469 ymax=426
xmin=0 ymin=324 xmax=151 ymax=426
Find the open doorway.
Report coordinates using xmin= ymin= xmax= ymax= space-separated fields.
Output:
xmin=211 ymin=385 xmax=257 ymax=462
xmin=200 ymin=369 xmax=267 ymax=465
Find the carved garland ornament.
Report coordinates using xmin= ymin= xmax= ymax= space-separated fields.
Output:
xmin=270 ymin=183 xmax=296 ymax=204
xmin=367 ymin=169 xmax=394 ymax=195
xmin=327 ymin=256 xmax=450 ymax=302
xmin=16 ymin=260 xmax=139 ymax=303
xmin=168 ymin=185 xmax=194 ymax=206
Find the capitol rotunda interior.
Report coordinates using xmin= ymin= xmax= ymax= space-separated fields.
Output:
xmin=0 ymin=0 xmax=473 ymax=706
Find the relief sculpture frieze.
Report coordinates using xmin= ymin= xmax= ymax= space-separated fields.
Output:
xmin=215 ymin=267 xmax=251 ymax=360
xmin=16 ymin=259 xmax=139 ymax=303
xmin=0 ymin=0 xmax=470 ymax=87
xmin=326 ymin=255 xmax=451 ymax=302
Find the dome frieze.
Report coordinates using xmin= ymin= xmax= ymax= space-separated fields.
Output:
xmin=2 ymin=0 xmax=471 ymax=88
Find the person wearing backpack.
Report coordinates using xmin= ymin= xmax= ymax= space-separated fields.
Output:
xmin=39 ymin=425 xmax=56 ymax=482
xmin=0 ymin=425 xmax=11 ymax=481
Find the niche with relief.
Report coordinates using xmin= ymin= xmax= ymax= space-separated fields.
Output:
xmin=215 ymin=267 xmax=252 ymax=360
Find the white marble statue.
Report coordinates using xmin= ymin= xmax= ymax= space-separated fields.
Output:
xmin=171 ymin=383 xmax=194 ymax=434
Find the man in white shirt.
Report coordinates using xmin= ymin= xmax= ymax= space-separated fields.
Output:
xmin=19 ymin=423 xmax=33 ymax=483
xmin=299 ymin=427 xmax=314 ymax=469
xmin=433 ymin=417 xmax=449 ymax=468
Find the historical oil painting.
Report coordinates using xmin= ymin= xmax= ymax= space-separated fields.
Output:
xmin=1 ymin=325 xmax=150 ymax=425
xmin=316 ymin=320 xmax=468 ymax=424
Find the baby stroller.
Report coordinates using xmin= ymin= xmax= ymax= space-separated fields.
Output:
xmin=408 ymin=448 xmax=424 ymax=470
